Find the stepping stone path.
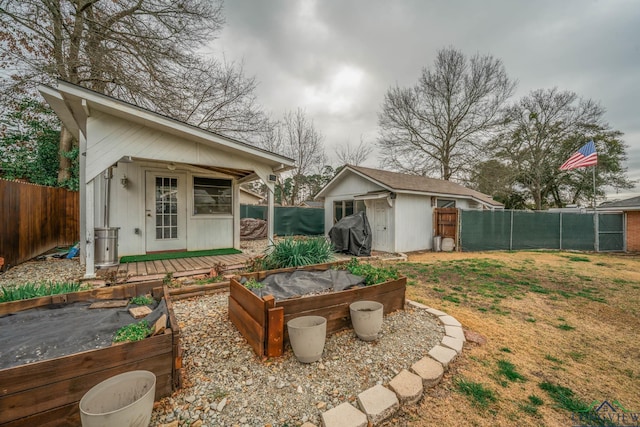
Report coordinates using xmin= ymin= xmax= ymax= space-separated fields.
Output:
xmin=317 ymin=300 xmax=466 ymax=427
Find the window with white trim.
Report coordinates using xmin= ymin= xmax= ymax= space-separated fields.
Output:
xmin=436 ymin=199 xmax=456 ymax=208
xmin=333 ymin=200 xmax=366 ymax=223
xmin=193 ymin=177 xmax=232 ymax=215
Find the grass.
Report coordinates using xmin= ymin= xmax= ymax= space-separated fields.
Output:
xmin=0 ymin=282 xmax=85 ymax=303
xmin=455 ymin=377 xmax=497 ymax=408
xmin=398 ymin=250 xmax=640 ymax=427
xmin=119 ymin=248 xmax=242 ymax=263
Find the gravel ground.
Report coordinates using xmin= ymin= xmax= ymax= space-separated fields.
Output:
xmin=0 ymin=258 xmax=85 ymax=288
xmin=151 ymin=294 xmax=444 ymax=427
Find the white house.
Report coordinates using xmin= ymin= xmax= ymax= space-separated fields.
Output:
xmin=39 ymin=81 xmax=294 ymax=278
xmin=315 ymin=165 xmax=503 ymax=253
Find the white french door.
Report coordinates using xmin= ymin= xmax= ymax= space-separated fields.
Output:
xmin=145 ymin=171 xmax=187 ymax=252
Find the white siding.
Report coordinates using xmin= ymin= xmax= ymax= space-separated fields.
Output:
xmin=99 ymin=160 xmax=235 ymax=256
xmin=323 ymin=173 xmax=384 ymax=235
xmin=393 ymin=194 xmax=432 ymax=252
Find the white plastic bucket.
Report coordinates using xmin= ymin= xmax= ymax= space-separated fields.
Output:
xmin=79 ymin=370 xmax=156 ymax=427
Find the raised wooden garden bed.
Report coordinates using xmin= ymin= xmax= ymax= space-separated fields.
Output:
xmin=228 ymin=262 xmax=406 ymax=358
xmin=0 ymin=282 xmax=182 ymax=427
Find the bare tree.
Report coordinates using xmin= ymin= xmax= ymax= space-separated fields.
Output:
xmin=335 ymin=137 xmax=373 ymax=166
xmin=279 ymin=108 xmax=325 ymax=205
xmin=377 ymin=47 xmax=516 ymax=180
xmin=489 ymin=88 xmax=633 ymax=209
xmin=0 ymin=1 xmax=263 ymax=181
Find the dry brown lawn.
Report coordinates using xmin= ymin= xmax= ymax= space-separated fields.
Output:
xmin=385 ymin=250 xmax=639 ymax=426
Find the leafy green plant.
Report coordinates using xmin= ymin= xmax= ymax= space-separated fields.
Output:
xmin=113 ymin=320 xmax=152 ymax=343
xmin=345 ymin=258 xmax=399 ymax=286
xmin=244 ymin=278 xmax=264 ymax=290
xmin=251 ymin=237 xmax=335 ymax=271
xmin=455 ymin=377 xmax=497 ymax=408
xmin=130 ymin=295 xmax=154 ymax=306
xmin=0 ymin=282 xmax=84 ymax=303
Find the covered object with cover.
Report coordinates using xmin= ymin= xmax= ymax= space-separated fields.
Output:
xmin=328 ymin=211 xmax=372 ymax=256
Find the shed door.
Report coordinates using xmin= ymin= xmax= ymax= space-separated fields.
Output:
xmin=372 ymin=200 xmax=390 ymax=252
xmin=145 ymin=172 xmax=187 ymax=252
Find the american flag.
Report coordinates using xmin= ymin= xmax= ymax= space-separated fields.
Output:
xmin=560 ymin=140 xmax=598 ymax=170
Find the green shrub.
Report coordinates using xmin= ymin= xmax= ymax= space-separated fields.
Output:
xmin=345 ymin=258 xmax=400 ymax=286
xmin=0 ymin=282 xmax=84 ymax=303
xmin=253 ymin=237 xmax=335 ymax=270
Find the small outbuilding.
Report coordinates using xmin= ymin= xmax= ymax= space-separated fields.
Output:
xmin=39 ymin=81 xmax=295 ymax=278
xmin=598 ymin=195 xmax=640 ymax=252
xmin=315 ymin=165 xmax=503 ymax=253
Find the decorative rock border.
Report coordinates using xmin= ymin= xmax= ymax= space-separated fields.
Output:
xmin=309 ymin=300 xmax=466 ymax=427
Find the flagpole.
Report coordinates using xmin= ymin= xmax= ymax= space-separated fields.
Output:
xmin=593 ymin=164 xmax=599 ymax=252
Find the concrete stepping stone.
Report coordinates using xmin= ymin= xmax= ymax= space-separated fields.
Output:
xmin=441 ymin=335 xmax=464 ymax=353
xmin=388 ymin=369 xmax=423 ymax=404
xmin=411 ymin=356 xmax=444 ymax=388
xmin=357 ymin=384 xmax=399 ymax=425
xmin=444 ymin=325 xmax=466 ymax=341
xmin=438 ymin=315 xmax=462 ymax=327
xmin=426 ymin=307 xmax=447 ymax=316
xmin=428 ymin=345 xmax=458 ymax=367
xmin=321 ymin=402 xmax=367 ymax=427
xmin=407 ymin=300 xmax=429 ymax=310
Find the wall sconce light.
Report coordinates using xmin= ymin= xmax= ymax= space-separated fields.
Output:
xmin=120 ymin=175 xmax=129 ymax=188
xmin=167 ymin=163 xmax=176 ymax=171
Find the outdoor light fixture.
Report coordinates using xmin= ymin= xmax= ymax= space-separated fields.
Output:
xmin=120 ymin=175 xmax=129 ymax=188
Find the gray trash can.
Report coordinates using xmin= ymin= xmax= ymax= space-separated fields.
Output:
xmin=95 ymin=227 xmax=119 ymax=267
xmin=433 ymin=235 xmax=442 ymax=252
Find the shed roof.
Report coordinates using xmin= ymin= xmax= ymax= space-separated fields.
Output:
xmin=316 ymin=165 xmax=503 ymax=208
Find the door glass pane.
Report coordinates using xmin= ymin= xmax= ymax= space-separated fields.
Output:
xmin=155 ymin=176 xmax=178 ymax=240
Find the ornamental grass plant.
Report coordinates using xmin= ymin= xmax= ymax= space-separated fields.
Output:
xmin=0 ymin=282 xmax=84 ymax=303
xmin=251 ymin=236 xmax=335 ymax=271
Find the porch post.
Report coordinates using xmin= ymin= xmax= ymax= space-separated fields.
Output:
xmin=79 ymin=132 xmax=87 ymax=266
xmin=267 ymin=185 xmax=275 ymax=244
xmin=84 ymin=177 xmax=96 ymax=278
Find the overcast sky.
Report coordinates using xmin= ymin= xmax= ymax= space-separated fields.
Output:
xmin=206 ymin=0 xmax=640 ymax=199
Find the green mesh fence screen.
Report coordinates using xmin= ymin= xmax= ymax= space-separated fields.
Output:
xmin=240 ymin=205 xmax=325 ymax=236
xmin=461 ymin=210 xmax=623 ymax=252
xmin=599 ymin=213 xmax=624 ymax=251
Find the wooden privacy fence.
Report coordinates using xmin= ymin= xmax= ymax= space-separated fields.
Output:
xmin=0 ymin=179 xmax=79 ymax=269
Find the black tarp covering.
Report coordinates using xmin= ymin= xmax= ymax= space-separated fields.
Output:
xmin=244 ymin=269 xmax=365 ymax=300
xmin=328 ymin=211 xmax=372 ymax=256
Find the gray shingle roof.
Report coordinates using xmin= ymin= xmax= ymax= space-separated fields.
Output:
xmin=348 ymin=165 xmax=503 ymax=207
xmin=599 ymin=196 xmax=640 ymax=209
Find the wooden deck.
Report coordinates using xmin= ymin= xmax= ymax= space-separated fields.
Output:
xmin=96 ymin=253 xmax=253 ymax=284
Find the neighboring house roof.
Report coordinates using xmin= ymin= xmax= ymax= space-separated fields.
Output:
xmin=598 ymin=195 xmax=640 ymax=211
xmin=240 ymin=187 xmax=265 ymax=202
xmin=299 ymin=200 xmax=324 ymax=208
xmin=316 ymin=164 xmax=503 ymax=208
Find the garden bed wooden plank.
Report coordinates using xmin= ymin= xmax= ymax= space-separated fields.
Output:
xmin=229 ymin=262 xmax=406 ymax=357
xmin=0 ymin=353 xmax=172 ymax=425
xmin=228 ymin=295 xmax=264 ymax=357
xmin=0 ymin=285 xmax=181 ymax=426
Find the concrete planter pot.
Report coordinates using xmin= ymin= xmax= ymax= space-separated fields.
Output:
xmin=287 ymin=315 xmax=327 ymax=363
xmin=350 ymin=300 xmax=384 ymax=341
xmin=79 ymin=370 xmax=156 ymax=427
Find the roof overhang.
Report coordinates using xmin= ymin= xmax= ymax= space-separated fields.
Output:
xmin=38 ymin=81 xmax=295 ymax=181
